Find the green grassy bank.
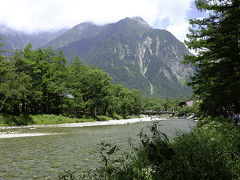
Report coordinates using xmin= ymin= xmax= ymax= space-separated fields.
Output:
xmin=0 ymin=114 xmax=141 ymax=127
xmin=0 ymin=114 xmax=97 ymax=126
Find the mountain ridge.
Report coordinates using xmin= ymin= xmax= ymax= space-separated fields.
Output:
xmin=0 ymin=17 xmax=192 ymax=98
xmin=57 ymin=18 xmax=192 ymax=98
xmin=0 ymin=26 xmax=68 ymax=51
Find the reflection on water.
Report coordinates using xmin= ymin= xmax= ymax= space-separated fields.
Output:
xmin=0 ymin=119 xmax=195 ymax=179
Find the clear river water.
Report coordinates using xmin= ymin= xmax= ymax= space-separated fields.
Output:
xmin=0 ymin=118 xmax=195 ymax=179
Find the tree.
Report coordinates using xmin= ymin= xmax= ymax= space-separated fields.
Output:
xmin=66 ymin=57 xmax=89 ymax=117
xmin=106 ymin=84 xmax=124 ymax=117
xmin=161 ymin=97 xmax=172 ymax=112
xmin=1 ymin=42 xmax=147 ymax=119
xmin=184 ymin=0 xmax=240 ymax=117
xmin=80 ymin=67 xmax=112 ymax=117
xmin=118 ymin=87 xmax=135 ymax=118
xmin=0 ymin=53 xmax=32 ymax=114
xmin=131 ymin=89 xmax=144 ymax=115
xmin=0 ymin=39 xmax=4 ymax=60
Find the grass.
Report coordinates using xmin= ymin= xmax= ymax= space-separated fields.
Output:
xmin=31 ymin=114 xmax=96 ymax=125
xmin=95 ymin=115 xmax=113 ymax=121
xmin=112 ymin=113 xmax=124 ymax=120
xmin=0 ymin=114 xmax=96 ymax=126
xmin=129 ymin=115 xmax=141 ymax=119
xmin=0 ymin=113 xmax=144 ymax=127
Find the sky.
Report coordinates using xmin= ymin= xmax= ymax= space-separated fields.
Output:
xmin=0 ymin=0 xmax=207 ymax=42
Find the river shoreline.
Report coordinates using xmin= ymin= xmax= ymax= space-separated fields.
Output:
xmin=0 ymin=116 xmax=169 ymax=130
xmin=0 ymin=117 xmax=171 ymax=139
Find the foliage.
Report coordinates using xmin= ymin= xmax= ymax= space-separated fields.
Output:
xmin=183 ymin=0 xmax=240 ymax=117
xmin=0 ymin=44 xmax=147 ymax=124
xmin=111 ymin=113 xmax=123 ymax=120
xmin=143 ymin=97 xmax=190 ymax=113
xmin=31 ymin=114 xmax=95 ymax=125
xmin=176 ymin=101 xmax=202 ymax=117
xmin=0 ymin=114 xmax=33 ymax=126
xmin=164 ymin=121 xmax=240 ymax=179
xmin=0 ymin=38 xmax=5 ymax=60
xmin=63 ymin=121 xmax=240 ymax=179
xmin=95 ymin=116 xmax=112 ymax=121
xmin=177 ymin=106 xmax=193 ymax=117
xmin=0 ymin=40 xmax=194 ymax=125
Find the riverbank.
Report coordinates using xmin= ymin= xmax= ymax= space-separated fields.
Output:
xmin=0 ymin=116 xmax=168 ymax=130
xmin=0 ymin=114 xmax=98 ymax=127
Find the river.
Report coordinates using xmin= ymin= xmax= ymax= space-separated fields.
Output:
xmin=0 ymin=118 xmax=195 ymax=179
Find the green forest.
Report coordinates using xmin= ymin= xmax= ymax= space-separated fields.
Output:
xmin=0 ymin=43 xmax=188 ymax=126
xmin=0 ymin=45 xmax=141 ymax=118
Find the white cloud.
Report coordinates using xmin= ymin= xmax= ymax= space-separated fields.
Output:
xmin=0 ymin=0 xmax=194 ymax=42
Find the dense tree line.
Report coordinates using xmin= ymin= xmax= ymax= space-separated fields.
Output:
xmin=0 ymin=44 xmax=146 ymax=118
xmin=184 ymin=0 xmax=240 ymax=117
xmin=0 ymin=41 xmax=192 ymax=121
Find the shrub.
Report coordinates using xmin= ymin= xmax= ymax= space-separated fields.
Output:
xmin=160 ymin=121 xmax=240 ymax=179
xmin=59 ymin=121 xmax=240 ymax=179
xmin=111 ymin=113 xmax=123 ymax=120
xmin=177 ymin=106 xmax=193 ymax=117
xmin=95 ymin=116 xmax=112 ymax=121
xmin=0 ymin=114 xmax=33 ymax=126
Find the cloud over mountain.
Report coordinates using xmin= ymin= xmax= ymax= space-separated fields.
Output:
xmin=0 ymin=0 xmax=194 ymax=42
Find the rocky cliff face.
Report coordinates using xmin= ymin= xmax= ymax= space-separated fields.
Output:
xmin=59 ymin=18 xmax=193 ymax=98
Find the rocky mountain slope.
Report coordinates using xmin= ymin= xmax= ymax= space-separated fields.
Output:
xmin=0 ymin=17 xmax=193 ymax=98
xmin=58 ymin=18 xmax=193 ymax=98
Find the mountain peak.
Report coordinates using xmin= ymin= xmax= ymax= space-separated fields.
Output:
xmin=107 ymin=17 xmax=152 ymax=36
xmin=73 ymin=22 xmax=97 ymax=30
xmin=131 ymin=17 xmax=150 ymax=28
xmin=118 ymin=17 xmax=151 ymax=29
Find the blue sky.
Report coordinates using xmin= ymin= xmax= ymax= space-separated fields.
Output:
xmin=153 ymin=1 xmax=207 ymax=29
xmin=0 ymin=0 xmax=207 ymax=42
xmin=187 ymin=1 xmax=208 ymax=20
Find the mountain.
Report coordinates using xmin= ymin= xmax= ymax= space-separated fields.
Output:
xmin=42 ymin=22 xmax=105 ymax=50
xmin=0 ymin=17 xmax=193 ymax=98
xmin=57 ymin=17 xmax=193 ymax=98
xmin=0 ymin=26 xmax=68 ymax=53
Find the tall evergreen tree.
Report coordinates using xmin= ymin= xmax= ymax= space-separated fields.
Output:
xmin=184 ymin=0 xmax=240 ymax=117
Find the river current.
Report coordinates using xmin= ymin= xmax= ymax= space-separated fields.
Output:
xmin=0 ymin=118 xmax=195 ymax=179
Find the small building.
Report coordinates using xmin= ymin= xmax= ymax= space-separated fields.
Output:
xmin=179 ymin=101 xmax=194 ymax=108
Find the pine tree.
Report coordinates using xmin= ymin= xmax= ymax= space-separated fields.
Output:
xmin=184 ymin=0 xmax=240 ymax=117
